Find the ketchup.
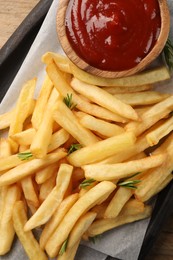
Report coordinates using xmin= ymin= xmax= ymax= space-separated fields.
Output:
xmin=65 ymin=0 xmax=161 ymax=71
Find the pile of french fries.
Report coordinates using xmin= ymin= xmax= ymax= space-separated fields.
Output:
xmin=0 ymin=52 xmax=173 ymax=259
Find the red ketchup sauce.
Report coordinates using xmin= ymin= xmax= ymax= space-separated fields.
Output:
xmin=65 ymin=0 xmax=161 ymax=71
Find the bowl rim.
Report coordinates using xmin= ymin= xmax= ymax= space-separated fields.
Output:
xmin=57 ymin=0 xmax=170 ymax=79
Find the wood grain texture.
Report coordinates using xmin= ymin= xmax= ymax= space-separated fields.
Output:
xmin=0 ymin=0 xmax=173 ymax=259
xmin=0 ymin=0 xmax=39 ymax=48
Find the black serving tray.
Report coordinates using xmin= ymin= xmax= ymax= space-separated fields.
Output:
xmin=0 ymin=1 xmax=173 ymax=259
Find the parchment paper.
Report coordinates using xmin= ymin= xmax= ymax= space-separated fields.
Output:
xmin=0 ymin=0 xmax=173 ymax=259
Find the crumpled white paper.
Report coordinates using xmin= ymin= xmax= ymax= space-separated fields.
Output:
xmin=0 ymin=0 xmax=173 ymax=259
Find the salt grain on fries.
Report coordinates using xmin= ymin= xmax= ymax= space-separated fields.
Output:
xmin=0 ymin=52 xmax=173 ymax=259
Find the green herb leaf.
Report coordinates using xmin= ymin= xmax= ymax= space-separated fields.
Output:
xmin=128 ymin=172 xmax=141 ymax=179
xmin=59 ymin=238 xmax=68 ymax=256
xmin=68 ymin=144 xmax=82 ymax=155
xmin=63 ymin=93 xmax=77 ymax=110
xmin=89 ymin=234 xmax=102 ymax=244
xmin=163 ymin=38 xmax=173 ymax=71
xmin=18 ymin=152 xmax=33 ymax=161
xmin=118 ymin=179 xmax=141 ymax=190
xmin=79 ymin=178 xmax=96 ymax=189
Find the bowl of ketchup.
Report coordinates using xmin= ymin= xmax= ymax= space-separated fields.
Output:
xmin=57 ymin=0 xmax=170 ymax=78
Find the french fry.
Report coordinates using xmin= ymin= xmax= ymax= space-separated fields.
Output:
xmin=76 ymin=112 xmax=125 ymax=137
xmin=125 ymin=96 xmax=173 ymax=136
xmin=0 ymin=184 xmax=21 ymax=255
xmin=134 ymin=157 xmax=173 ymax=202
xmin=102 ymin=85 xmax=153 ymax=94
xmin=53 ymin=99 xmax=99 ymax=146
xmin=146 ymin=116 xmax=173 ymax=146
xmin=104 ymin=187 xmax=132 ymax=218
xmin=9 ymin=78 xmax=36 ymax=137
xmin=71 ymin=78 xmax=139 ymax=121
xmin=21 ymin=176 xmax=40 ymax=210
xmin=11 ymin=128 xmax=36 ymax=146
xmin=119 ymin=199 xmax=145 ymax=216
xmin=58 ymin=240 xmax=80 ymax=260
xmin=114 ymin=91 xmax=169 ymax=106
xmin=42 ymin=52 xmax=72 ymax=74
xmin=0 ymin=149 xmax=67 ymax=187
xmin=70 ymin=61 xmax=170 ymax=86
xmin=31 ymin=74 xmax=53 ymax=130
xmin=0 ymin=108 xmax=15 ymax=130
xmin=45 ymin=181 xmax=116 ymax=257
xmin=46 ymin=62 xmax=127 ymax=123
xmin=48 ymin=128 xmax=69 ymax=153
xmin=83 ymin=154 xmax=166 ymax=181
xmin=67 ymin=212 xmax=96 ymax=250
xmin=35 ymin=163 xmax=58 ymax=184
xmin=24 ymin=164 xmax=73 ymax=231
xmin=40 ymin=193 xmax=78 ymax=249
xmin=39 ymin=174 xmax=57 ymax=202
xmin=150 ymin=174 xmax=173 ymax=198
xmin=98 ymin=130 xmax=154 ymax=164
xmin=86 ymin=205 xmax=152 ymax=237
xmin=12 ymin=201 xmax=47 ymax=260
xmin=68 ymin=132 xmax=136 ymax=167
xmin=0 ymin=138 xmax=11 ymax=158
xmin=30 ymin=88 xmax=59 ymax=158
xmin=0 ymin=152 xmax=30 ymax=172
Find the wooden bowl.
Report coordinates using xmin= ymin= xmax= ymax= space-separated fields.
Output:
xmin=57 ymin=0 xmax=170 ymax=78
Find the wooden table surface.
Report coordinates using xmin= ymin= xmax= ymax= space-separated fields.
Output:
xmin=0 ymin=1 xmax=173 ymax=260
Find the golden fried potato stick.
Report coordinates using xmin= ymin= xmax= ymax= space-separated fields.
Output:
xmin=114 ymin=91 xmax=169 ymax=106
xmin=30 ymin=88 xmax=59 ymax=158
xmin=40 ymin=193 xmax=78 ymax=249
xmin=87 ymin=205 xmax=152 ymax=237
xmin=71 ymin=78 xmax=139 ymax=121
xmin=0 ymin=108 xmax=15 ymax=130
xmin=83 ymin=154 xmax=166 ymax=181
xmin=0 ymin=138 xmax=11 ymax=158
xmin=134 ymin=157 xmax=173 ymax=202
xmin=42 ymin=52 xmax=71 ymax=74
xmin=0 ymin=149 xmax=66 ymax=187
xmin=76 ymin=111 xmax=125 ymax=138
xmin=45 ymin=181 xmax=116 ymax=257
xmin=0 ymin=184 xmax=21 ymax=255
xmin=21 ymin=176 xmax=40 ymax=211
xmin=11 ymin=128 xmax=36 ymax=146
xmin=13 ymin=201 xmax=47 ymax=260
xmin=146 ymin=116 xmax=173 ymax=146
xmin=102 ymin=85 xmax=152 ymax=94
xmin=57 ymin=240 xmax=80 ymax=260
xmin=9 ymin=78 xmax=36 ymax=137
xmin=53 ymin=100 xmax=99 ymax=146
xmin=69 ymin=62 xmax=170 ymax=86
xmin=31 ymin=74 xmax=53 ymax=130
xmin=35 ymin=163 xmax=58 ymax=184
xmin=24 ymin=164 xmax=73 ymax=231
xmin=104 ymin=188 xmax=132 ymax=219
xmin=46 ymin=62 xmax=127 ymax=123
xmin=68 ymin=132 xmax=136 ymax=167
xmin=67 ymin=212 xmax=96 ymax=250
xmin=48 ymin=129 xmax=69 ymax=153
xmin=39 ymin=173 xmax=57 ymax=202
xmin=125 ymin=95 xmax=173 ymax=136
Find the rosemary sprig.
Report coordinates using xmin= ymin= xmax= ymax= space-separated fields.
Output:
xmin=118 ymin=179 xmax=141 ymax=190
xmin=59 ymin=238 xmax=68 ymax=256
xmin=18 ymin=152 xmax=33 ymax=161
xmin=63 ymin=93 xmax=77 ymax=110
xmin=88 ymin=234 xmax=102 ymax=244
xmin=67 ymin=144 xmax=82 ymax=155
xmin=163 ymin=38 xmax=173 ymax=71
xmin=79 ymin=178 xmax=96 ymax=189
